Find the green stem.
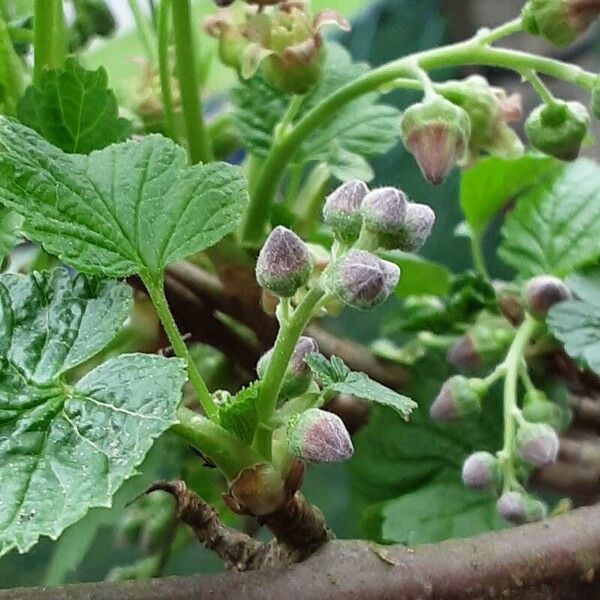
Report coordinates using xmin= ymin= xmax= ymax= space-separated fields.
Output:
xmin=33 ymin=0 xmax=65 ymax=83
xmin=128 ymin=0 xmax=156 ymax=64
xmin=469 ymin=228 xmax=490 ymax=279
xmin=174 ymin=407 xmax=258 ymax=479
xmin=293 ymin=163 xmax=331 ymax=238
xmin=500 ymin=314 xmax=540 ymax=491
xmin=157 ymin=0 xmax=177 ymax=140
xmin=142 ymin=273 xmax=218 ymax=421
xmin=523 ymin=69 xmax=557 ymax=106
xmin=240 ymin=30 xmax=598 ymax=247
xmin=171 ymin=0 xmax=213 ymax=164
xmin=254 ymin=285 xmax=326 ymax=458
xmin=476 ymin=17 xmax=523 ymax=46
xmin=0 ymin=14 xmax=26 ymax=115
xmin=276 ymin=94 xmax=304 ymax=142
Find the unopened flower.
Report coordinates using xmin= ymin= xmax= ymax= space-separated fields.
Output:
xmin=526 ymin=101 xmax=590 ymax=161
xmin=394 ymin=203 xmax=436 ymax=252
xmin=461 ymin=451 xmax=499 ymax=490
xmin=516 ymin=422 xmax=560 ymax=467
xmin=361 ymin=187 xmax=408 ymax=235
xmin=525 ymin=275 xmax=571 ymax=316
xmin=330 ymin=250 xmax=400 ymax=311
xmin=522 ymin=390 xmax=570 ymax=431
xmin=430 ymin=375 xmax=485 ymax=422
xmin=496 ymin=491 xmax=547 ymax=524
xmin=286 ymin=408 xmax=353 ymax=463
xmin=322 ymin=180 xmax=369 ymax=243
xmin=400 ymin=96 xmax=471 ymax=185
xmin=256 ymin=226 xmax=312 ymax=297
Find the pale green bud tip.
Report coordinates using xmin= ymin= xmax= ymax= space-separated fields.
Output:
xmin=525 ymin=101 xmax=589 ymax=161
xmin=323 ymin=180 xmax=369 ymax=243
xmin=332 ymin=250 xmax=400 ymax=311
xmin=395 ymin=203 xmax=436 ymax=252
xmin=256 ymin=226 xmax=312 ymax=297
xmin=287 ymin=408 xmax=353 ymax=463
xmin=497 ymin=491 xmax=547 ymax=524
xmin=461 ymin=451 xmax=498 ymax=490
xmin=522 ymin=390 xmax=569 ymax=430
xmin=361 ymin=187 xmax=408 ymax=235
xmin=517 ymin=422 xmax=560 ymax=467
xmin=525 ymin=274 xmax=571 ymax=315
xmin=430 ymin=375 xmax=482 ymax=422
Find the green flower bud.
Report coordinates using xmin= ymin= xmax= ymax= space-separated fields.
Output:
xmin=497 ymin=491 xmax=547 ymax=524
xmin=361 ymin=187 xmax=408 ymax=235
xmin=286 ymin=408 xmax=353 ymax=463
xmin=400 ymin=96 xmax=471 ymax=185
xmin=517 ymin=422 xmax=559 ymax=467
xmin=429 ymin=375 xmax=485 ymax=422
xmin=393 ymin=203 xmax=436 ymax=252
xmin=525 ymin=274 xmax=571 ymax=316
xmin=256 ymin=226 xmax=313 ymax=297
xmin=522 ymin=390 xmax=570 ymax=431
xmin=322 ymin=180 xmax=369 ymax=243
xmin=461 ymin=451 xmax=500 ymax=490
xmin=257 ymin=336 xmax=318 ymax=399
xmin=522 ymin=0 xmax=600 ymax=47
xmin=330 ymin=250 xmax=400 ymax=311
xmin=525 ymin=101 xmax=589 ymax=161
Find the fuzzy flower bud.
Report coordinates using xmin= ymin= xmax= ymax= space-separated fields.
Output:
xmin=461 ymin=451 xmax=499 ymax=490
xmin=394 ymin=203 xmax=436 ymax=252
xmin=429 ymin=375 xmax=485 ymax=422
xmin=322 ymin=180 xmax=369 ymax=243
xmin=522 ymin=390 xmax=570 ymax=431
xmin=497 ymin=491 xmax=547 ymax=524
xmin=360 ymin=187 xmax=408 ymax=235
xmin=256 ymin=226 xmax=312 ymax=297
xmin=522 ymin=0 xmax=600 ymax=47
xmin=286 ymin=408 xmax=353 ymax=463
xmin=525 ymin=275 xmax=571 ymax=316
xmin=257 ymin=336 xmax=318 ymax=399
xmin=516 ymin=422 xmax=560 ymax=467
xmin=400 ymin=96 xmax=471 ymax=185
xmin=330 ymin=250 xmax=400 ymax=311
xmin=526 ymin=101 xmax=589 ymax=161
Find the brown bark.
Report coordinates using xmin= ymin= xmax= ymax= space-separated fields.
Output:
xmin=6 ymin=503 xmax=600 ymax=600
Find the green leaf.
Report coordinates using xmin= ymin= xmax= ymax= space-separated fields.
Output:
xmin=384 ymin=252 xmax=452 ymax=298
xmin=499 ymin=159 xmax=600 ymax=278
xmin=305 ymin=353 xmax=416 ymax=420
xmin=17 ymin=56 xmax=131 ymax=154
xmin=0 ymin=269 xmax=186 ymax=556
xmin=547 ymin=268 xmax=600 ymax=375
xmin=0 ymin=119 xmax=249 ymax=278
xmin=460 ymin=154 xmax=557 ymax=235
xmin=218 ymin=383 xmax=259 ymax=444
xmin=0 ymin=207 xmax=22 ymax=264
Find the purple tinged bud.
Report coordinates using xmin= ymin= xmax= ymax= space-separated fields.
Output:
xmin=322 ymin=180 xmax=369 ymax=243
xmin=395 ymin=203 xmax=436 ymax=252
xmin=430 ymin=375 xmax=483 ymax=422
xmin=461 ymin=451 xmax=498 ymax=490
xmin=287 ymin=408 xmax=353 ymax=463
xmin=497 ymin=491 xmax=547 ymax=524
xmin=331 ymin=250 xmax=400 ymax=311
xmin=361 ymin=187 xmax=408 ymax=235
xmin=517 ymin=422 xmax=559 ymax=467
xmin=447 ymin=334 xmax=480 ymax=371
xmin=213 ymin=0 xmax=235 ymax=6
xmin=256 ymin=226 xmax=312 ymax=298
xmin=525 ymin=275 xmax=571 ymax=316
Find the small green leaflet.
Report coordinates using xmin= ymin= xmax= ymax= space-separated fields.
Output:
xmin=499 ymin=159 xmax=600 ymax=278
xmin=547 ymin=268 xmax=600 ymax=375
xmin=0 ymin=269 xmax=186 ymax=556
xmin=218 ymin=383 xmax=259 ymax=445
xmin=17 ymin=56 xmax=131 ymax=154
xmin=0 ymin=119 xmax=249 ymax=279
xmin=304 ymin=353 xmax=416 ymax=420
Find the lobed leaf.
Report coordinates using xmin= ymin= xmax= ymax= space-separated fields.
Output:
xmin=218 ymin=383 xmax=260 ymax=445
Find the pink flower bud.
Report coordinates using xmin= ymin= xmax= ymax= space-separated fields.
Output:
xmin=496 ymin=491 xmax=547 ymax=524
xmin=322 ymin=180 xmax=369 ymax=243
xmin=361 ymin=187 xmax=408 ymax=235
xmin=286 ymin=408 xmax=353 ymax=463
xmin=525 ymin=275 xmax=571 ymax=316
xmin=430 ymin=375 xmax=484 ymax=422
xmin=395 ymin=203 xmax=436 ymax=252
xmin=461 ymin=451 xmax=499 ymax=490
xmin=516 ymin=422 xmax=559 ymax=467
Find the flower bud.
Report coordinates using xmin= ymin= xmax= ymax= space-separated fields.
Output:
xmin=393 ymin=203 xmax=436 ymax=252
xmin=360 ymin=187 xmax=408 ymax=235
xmin=496 ymin=491 xmax=547 ymax=524
xmin=322 ymin=180 xmax=369 ymax=243
xmin=400 ymin=96 xmax=471 ymax=185
xmin=525 ymin=101 xmax=589 ymax=161
xmin=461 ymin=451 xmax=499 ymax=490
xmin=516 ymin=422 xmax=559 ymax=467
xmin=330 ymin=250 xmax=400 ymax=311
xmin=286 ymin=408 xmax=353 ymax=463
xmin=430 ymin=375 xmax=485 ymax=422
xmin=522 ymin=0 xmax=600 ymax=47
xmin=522 ymin=390 xmax=570 ymax=431
xmin=525 ymin=275 xmax=571 ymax=316
xmin=257 ymin=336 xmax=318 ymax=399
xmin=256 ymin=226 xmax=312 ymax=297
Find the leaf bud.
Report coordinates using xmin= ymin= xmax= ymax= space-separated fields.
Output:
xmin=516 ymin=421 xmax=560 ymax=467
xmin=394 ymin=202 xmax=436 ymax=252
xmin=257 ymin=336 xmax=318 ymax=399
xmin=330 ymin=250 xmax=400 ymax=311
xmin=256 ymin=226 xmax=312 ymax=297
xmin=400 ymin=96 xmax=471 ymax=185
xmin=461 ymin=451 xmax=499 ymax=490
xmin=496 ymin=491 xmax=547 ymax=524
xmin=286 ymin=408 xmax=354 ymax=463
xmin=429 ymin=375 xmax=485 ymax=422
xmin=525 ymin=101 xmax=590 ymax=161
xmin=525 ymin=274 xmax=571 ymax=316
xmin=360 ymin=187 xmax=408 ymax=235
xmin=322 ymin=180 xmax=369 ymax=243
